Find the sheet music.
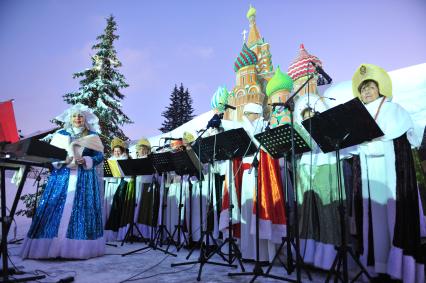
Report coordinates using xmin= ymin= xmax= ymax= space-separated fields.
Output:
xmin=107 ymin=159 xmax=124 ymax=177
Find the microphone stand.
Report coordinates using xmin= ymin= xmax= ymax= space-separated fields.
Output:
xmin=171 ymin=114 xmax=237 ymax=281
xmin=228 ymin=112 xmax=297 ymax=283
xmin=201 ymin=114 xmax=247 ymax=271
xmin=268 ymin=74 xmax=317 ymax=283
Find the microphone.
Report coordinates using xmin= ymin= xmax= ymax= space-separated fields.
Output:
xmin=219 ymin=103 xmax=236 ymax=110
xmin=163 ymin=137 xmax=182 ymax=141
xmin=310 ymin=61 xmax=332 ymax=84
xmin=206 ymin=113 xmax=223 ymax=129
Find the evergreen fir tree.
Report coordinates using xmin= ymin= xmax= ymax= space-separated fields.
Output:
xmin=159 ymin=85 xmax=180 ymax=133
xmin=159 ymin=83 xmax=195 ymax=133
xmin=181 ymin=86 xmax=195 ymax=124
xmin=62 ymin=15 xmax=131 ymax=154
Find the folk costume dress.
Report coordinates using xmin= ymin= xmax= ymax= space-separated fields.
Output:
xmin=210 ymin=87 xmax=240 ymax=241
xmin=244 ymin=116 xmax=287 ymax=261
xmin=21 ymin=104 xmax=105 ymax=259
xmin=164 ymin=172 xmax=189 ymax=245
xmin=130 ymin=139 xmax=160 ymax=240
xmin=135 ymin=173 xmax=160 ymax=239
xmin=186 ymin=162 xmax=221 ymax=242
xmin=117 ymin=166 xmax=136 ymax=241
xmin=103 ymin=153 xmax=128 ymax=241
xmin=353 ymin=64 xmax=424 ymax=283
xmin=292 ymin=93 xmax=348 ymax=270
xmin=104 ymin=152 xmax=136 ymax=242
xmin=220 ymin=103 xmax=286 ymax=261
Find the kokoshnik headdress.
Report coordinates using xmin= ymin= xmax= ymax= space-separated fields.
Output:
xmin=55 ymin=103 xmax=101 ymax=133
xmin=352 ymin=63 xmax=392 ymax=99
xmin=110 ymin=137 xmax=127 ymax=150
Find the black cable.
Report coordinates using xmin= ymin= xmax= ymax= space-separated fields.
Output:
xmin=104 ymin=246 xmax=152 ymax=256
xmin=32 ymin=268 xmax=77 ymax=283
xmin=118 ymin=253 xmax=170 ymax=283
xmin=7 ymin=251 xmax=24 ymax=274
xmin=127 ymin=263 xmax=197 ymax=282
xmin=2 ymin=265 xmax=78 ymax=283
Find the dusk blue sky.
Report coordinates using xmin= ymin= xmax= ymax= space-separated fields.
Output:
xmin=1 ymin=0 xmax=425 ymax=139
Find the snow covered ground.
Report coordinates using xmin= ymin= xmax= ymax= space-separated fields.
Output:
xmin=4 ymin=175 xmax=336 ymax=283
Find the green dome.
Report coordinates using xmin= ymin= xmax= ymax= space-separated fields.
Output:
xmin=266 ymin=66 xmax=294 ymax=97
xmin=246 ymin=5 xmax=256 ymax=19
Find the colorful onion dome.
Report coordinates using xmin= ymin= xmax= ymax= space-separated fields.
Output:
xmin=287 ymin=44 xmax=322 ymax=81
xmin=246 ymin=5 xmax=256 ymax=19
xmin=266 ymin=66 xmax=294 ymax=97
xmin=234 ymin=43 xmax=258 ymax=72
xmin=211 ymin=86 xmax=230 ymax=112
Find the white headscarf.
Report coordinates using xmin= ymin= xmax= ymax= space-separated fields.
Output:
xmin=55 ymin=103 xmax=101 ymax=133
xmin=243 ymin=102 xmax=263 ymax=114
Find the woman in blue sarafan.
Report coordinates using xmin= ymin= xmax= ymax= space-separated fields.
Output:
xmin=21 ymin=103 xmax=105 ymax=259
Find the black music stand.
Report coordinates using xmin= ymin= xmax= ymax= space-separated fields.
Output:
xmin=117 ymin=158 xmax=154 ymax=252
xmin=255 ymin=124 xmax=310 ymax=159
xmin=102 ymin=160 xmax=120 ymax=248
xmin=254 ymin=125 xmax=312 ymax=281
xmin=149 ymin=151 xmax=176 ymax=255
xmin=301 ymin=98 xmax=382 ymax=283
xmin=227 ymin=125 xmax=303 ymax=283
xmin=204 ymin=128 xmax=256 ymax=271
xmin=171 ymin=130 xmax=252 ymax=281
xmin=165 ymin=149 xmax=202 ymax=253
xmin=250 ymin=73 xmax=318 ymax=283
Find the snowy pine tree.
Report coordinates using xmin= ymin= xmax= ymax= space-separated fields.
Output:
xmin=160 ymin=83 xmax=195 ymax=133
xmin=159 ymin=85 xmax=180 ymax=133
xmin=62 ymin=15 xmax=131 ymax=154
xmin=181 ymin=86 xmax=195 ymax=124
